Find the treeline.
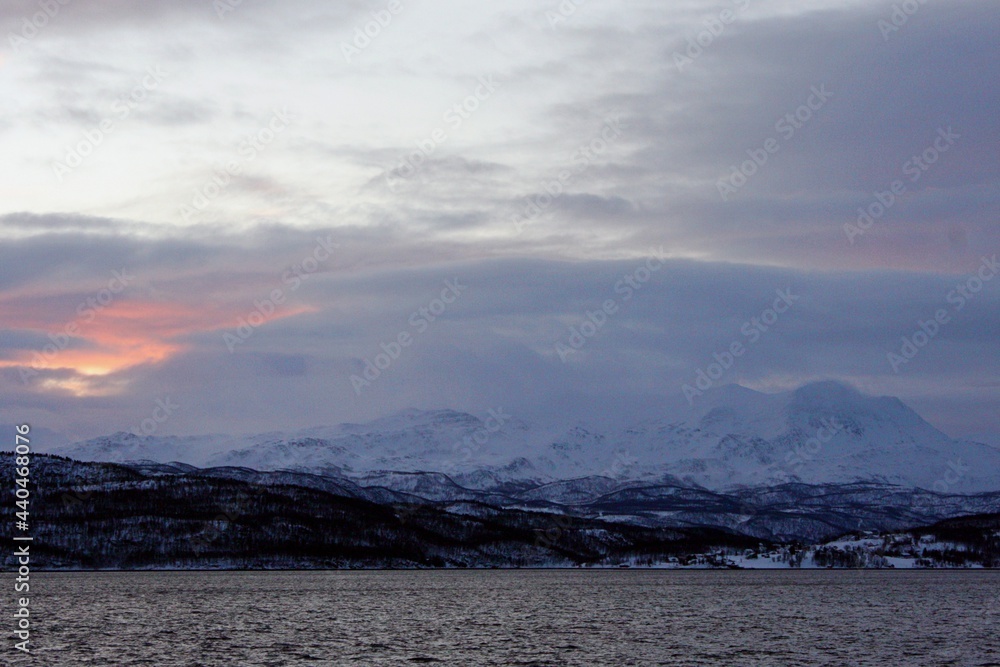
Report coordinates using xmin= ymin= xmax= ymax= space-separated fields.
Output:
xmin=911 ymin=514 xmax=1000 ymax=568
xmin=816 ymin=514 xmax=1000 ymax=568
xmin=0 ymin=454 xmax=764 ymax=569
xmin=813 ymin=547 xmax=891 ymax=569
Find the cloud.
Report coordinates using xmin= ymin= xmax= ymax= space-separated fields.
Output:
xmin=0 ymin=221 xmax=995 ymax=438
xmin=0 ymin=1 xmax=996 ymax=440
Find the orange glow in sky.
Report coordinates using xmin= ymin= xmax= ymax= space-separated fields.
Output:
xmin=0 ymin=297 xmax=316 ymax=396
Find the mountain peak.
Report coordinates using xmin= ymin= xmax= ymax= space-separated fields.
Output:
xmin=790 ymin=380 xmax=865 ymax=406
xmin=48 ymin=381 xmax=1000 ymax=493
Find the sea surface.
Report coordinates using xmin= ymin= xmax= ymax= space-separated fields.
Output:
xmin=9 ymin=569 xmax=1000 ymax=666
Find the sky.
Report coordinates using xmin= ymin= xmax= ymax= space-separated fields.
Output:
xmin=0 ymin=0 xmax=997 ymax=441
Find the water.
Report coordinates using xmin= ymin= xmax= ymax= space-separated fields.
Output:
xmin=10 ymin=570 xmax=1000 ymax=666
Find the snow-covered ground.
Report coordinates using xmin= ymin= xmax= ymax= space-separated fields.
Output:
xmin=49 ymin=381 xmax=1000 ymax=494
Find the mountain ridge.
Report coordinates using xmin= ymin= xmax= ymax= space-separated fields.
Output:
xmin=48 ymin=381 xmax=1000 ymax=494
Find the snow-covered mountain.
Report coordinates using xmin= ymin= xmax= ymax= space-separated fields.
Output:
xmin=50 ymin=381 xmax=1000 ymax=493
xmin=969 ymin=433 xmax=1000 ymax=451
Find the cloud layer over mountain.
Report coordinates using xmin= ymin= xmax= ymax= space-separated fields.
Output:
xmin=1 ymin=0 xmax=996 ymax=439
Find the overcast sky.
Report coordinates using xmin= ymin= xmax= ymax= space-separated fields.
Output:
xmin=0 ymin=0 xmax=997 ymax=441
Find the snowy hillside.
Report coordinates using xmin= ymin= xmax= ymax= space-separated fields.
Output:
xmin=50 ymin=381 xmax=1000 ymax=493
xmin=969 ymin=433 xmax=1000 ymax=451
